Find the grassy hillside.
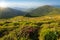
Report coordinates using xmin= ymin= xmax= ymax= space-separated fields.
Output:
xmin=0 ymin=15 xmax=60 ymax=40
xmin=25 ymin=5 xmax=60 ymax=17
xmin=0 ymin=8 xmax=26 ymax=19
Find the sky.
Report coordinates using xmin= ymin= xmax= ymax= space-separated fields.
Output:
xmin=0 ymin=0 xmax=60 ymax=8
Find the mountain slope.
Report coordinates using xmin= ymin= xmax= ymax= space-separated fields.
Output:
xmin=25 ymin=5 xmax=60 ymax=17
xmin=0 ymin=8 xmax=26 ymax=18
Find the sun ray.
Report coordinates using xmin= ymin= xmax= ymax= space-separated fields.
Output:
xmin=0 ymin=2 xmax=8 ymax=8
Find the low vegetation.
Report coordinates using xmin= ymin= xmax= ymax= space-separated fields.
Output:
xmin=0 ymin=15 xmax=60 ymax=40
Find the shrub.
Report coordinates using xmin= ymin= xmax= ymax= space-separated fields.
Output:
xmin=44 ymin=31 xmax=58 ymax=40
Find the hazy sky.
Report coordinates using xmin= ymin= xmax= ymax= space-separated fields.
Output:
xmin=0 ymin=0 xmax=60 ymax=8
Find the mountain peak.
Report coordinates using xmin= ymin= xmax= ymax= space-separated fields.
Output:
xmin=38 ymin=5 xmax=54 ymax=9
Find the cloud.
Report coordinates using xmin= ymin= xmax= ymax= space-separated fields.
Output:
xmin=0 ymin=1 xmax=57 ymax=8
xmin=8 ymin=2 xmax=41 ymax=8
xmin=6 ymin=2 xmax=52 ymax=8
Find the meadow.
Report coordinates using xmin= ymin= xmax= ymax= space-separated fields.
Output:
xmin=0 ymin=15 xmax=60 ymax=40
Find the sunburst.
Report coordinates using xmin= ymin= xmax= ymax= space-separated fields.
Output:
xmin=0 ymin=2 xmax=8 ymax=8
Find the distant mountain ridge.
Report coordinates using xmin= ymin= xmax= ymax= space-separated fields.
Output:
xmin=25 ymin=5 xmax=60 ymax=17
xmin=53 ymin=5 xmax=60 ymax=8
xmin=0 ymin=7 xmax=26 ymax=18
xmin=0 ymin=5 xmax=60 ymax=18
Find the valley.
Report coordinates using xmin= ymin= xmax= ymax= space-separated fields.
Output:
xmin=0 ymin=5 xmax=60 ymax=40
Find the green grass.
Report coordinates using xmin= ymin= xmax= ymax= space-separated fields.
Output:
xmin=0 ymin=15 xmax=60 ymax=40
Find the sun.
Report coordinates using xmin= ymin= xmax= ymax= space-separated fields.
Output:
xmin=0 ymin=2 xmax=8 ymax=8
